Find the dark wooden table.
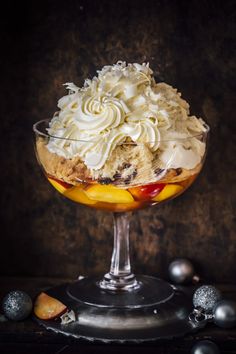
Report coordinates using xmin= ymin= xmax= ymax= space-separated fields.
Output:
xmin=0 ymin=277 xmax=236 ymax=354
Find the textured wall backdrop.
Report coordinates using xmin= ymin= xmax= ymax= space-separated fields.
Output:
xmin=1 ymin=0 xmax=235 ymax=282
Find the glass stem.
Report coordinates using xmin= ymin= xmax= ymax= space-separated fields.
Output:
xmin=110 ymin=212 xmax=132 ymax=276
xmin=99 ymin=212 xmax=139 ymax=291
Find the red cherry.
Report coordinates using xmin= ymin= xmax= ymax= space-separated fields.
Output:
xmin=129 ymin=183 xmax=166 ymax=201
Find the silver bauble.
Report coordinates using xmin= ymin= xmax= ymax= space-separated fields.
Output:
xmin=213 ymin=300 xmax=236 ymax=328
xmin=2 ymin=290 xmax=32 ymax=321
xmin=168 ymin=258 xmax=195 ymax=284
xmin=193 ymin=285 xmax=221 ymax=313
xmin=191 ymin=340 xmax=220 ymax=354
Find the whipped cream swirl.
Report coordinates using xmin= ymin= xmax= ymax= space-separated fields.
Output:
xmin=47 ymin=61 xmax=208 ymax=170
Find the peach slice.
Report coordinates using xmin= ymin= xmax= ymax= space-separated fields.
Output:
xmin=65 ymin=186 xmax=97 ymax=205
xmin=152 ymin=184 xmax=183 ymax=202
xmin=85 ymin=185 xmax=134 ymax=204
xmin=48 ymin=177 xmax=72 ymax=194
xmin=34 ymin=292 xmax=67 ymax=320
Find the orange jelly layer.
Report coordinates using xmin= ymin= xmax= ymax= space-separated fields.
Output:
xmin=47 ymin=175 xmax=196 ymax=212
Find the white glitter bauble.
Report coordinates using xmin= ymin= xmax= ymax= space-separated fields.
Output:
xmin=193 ymin=285 xmax=221 ymax=313
xmin=2 ymin=290 xmax=32 ymax=321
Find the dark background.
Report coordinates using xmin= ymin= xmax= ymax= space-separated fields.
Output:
xmin=1 ymin=0 xmax=235 ymax=283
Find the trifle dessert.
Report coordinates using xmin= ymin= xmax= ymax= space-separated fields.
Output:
xmin=33 ymin=63 xmax=210 ymax=341
xmin=35 ymin=61 xmax=208 ymax=212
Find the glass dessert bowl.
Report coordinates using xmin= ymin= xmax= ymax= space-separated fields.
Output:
xmin=34 ymin=119 xmax=208 ymax=298
xmin=33 ymin=62 xmax=209 ymax=341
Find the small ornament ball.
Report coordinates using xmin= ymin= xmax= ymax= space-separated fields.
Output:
xmin=2 ymin=290 xmax=32 ymax=321
xmin=213 ymin=300 xmax=236 ymax=329
xmin=168 ymin=258 xmax=195 ymax=284
xmin=191 ymin=340 xmax=220 ymax=354
xmin=193 ymin=285 xmax=221 ymax=313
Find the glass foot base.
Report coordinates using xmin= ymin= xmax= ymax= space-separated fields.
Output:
xmin=67 ymin=275 xmax=174 ymax=308
xmin=35 ymin=276 xmax=203 ymax=342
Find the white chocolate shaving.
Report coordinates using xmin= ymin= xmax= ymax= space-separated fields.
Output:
xmin=60 ymin=310 xmax=76 ymax=325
